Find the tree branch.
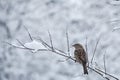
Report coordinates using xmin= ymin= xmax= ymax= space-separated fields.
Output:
xmin=66 ymin=28 xmax=70 ymax=56
xmin=91 ymin=37 xmax=101 ymax=64
xmin=24 ymin=26 xmax=33 ymax=41
xmin=95 ymin=68 xmax=119 ymax=80
xmin=48 ymin=30 xmax=54 ymax=51
xmin=6 ymin=30 xmax=119 ymax=80
xmin=103 ymin=51 xmax=107 ymax=75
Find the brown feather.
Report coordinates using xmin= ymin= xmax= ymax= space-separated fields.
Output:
xmin=73 ymin=43 xmax=88 ymax=74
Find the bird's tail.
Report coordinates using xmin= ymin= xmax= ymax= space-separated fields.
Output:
xmin=83 ymin=63 xmax=88 ymax=74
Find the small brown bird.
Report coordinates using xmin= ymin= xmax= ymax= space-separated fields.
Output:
xmin=72 ymin=43 xmax=88 ymax=74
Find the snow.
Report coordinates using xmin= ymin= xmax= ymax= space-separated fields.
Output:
xmin=24 ymin=40 xmax=46 ymax=53
xmin=0 ymin=0 xmax=120 ymax=80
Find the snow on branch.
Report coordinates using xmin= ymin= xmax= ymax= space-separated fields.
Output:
xmin=6 ymin=28 xmax=119 ymax=80
xmin=113 ymin=27 xmax=120 ymax=31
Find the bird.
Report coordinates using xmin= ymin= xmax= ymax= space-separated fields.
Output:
xmin=72 ymin=43 xmax=88 ymax=74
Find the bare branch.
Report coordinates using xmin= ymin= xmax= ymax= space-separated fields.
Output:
xmin=49 ymin=49 xmax=75 ymax=61
xmin=16 ymin=39 xmax=36 ymax=53
xmin=95 ymin=68 xmax=119 ymax=80
xmin=37 ymin=37 xmax=51 ymax=49
xmin=24 ymin=26 xmax=33 ymax=41
xmin=66 ymin=28 xmax=70 ymax=56
xmin=5 ymin=41 xmax=49 ymax=53
xmin=55 ymin=48 xmax=67 ymax=54
xmin=16 ymin=39 xmax=30 ymax=49
xmin=88 ymin=66 xmax=110 ymax=80
xmin=48 ymin=30 xmax=54 ymax=51
xmin=91 ymin=37 xmax=101 ymax=64
xmin=37 ymin=37 xmax=67 ymax=54
xmin=5 ymin=41 xmax=48 ymax=52
xmin=3 ymin=41 xmax=27 ymax=49
xmin=103 ymin=51 xmax=107 ymax=75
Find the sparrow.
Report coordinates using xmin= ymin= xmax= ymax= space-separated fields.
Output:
xmin=72 ymin=43 xmax=88 ymax=74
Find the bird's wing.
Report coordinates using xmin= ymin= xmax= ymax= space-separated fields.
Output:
xmin=75 ymin=49 xmax=87 ymax=63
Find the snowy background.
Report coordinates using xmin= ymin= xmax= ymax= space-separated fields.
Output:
xmin=0 ymin=0 xmax=120 ymax=80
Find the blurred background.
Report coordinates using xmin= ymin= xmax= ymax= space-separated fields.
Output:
xmin=0 ymin=0 xmax=120 ymax=80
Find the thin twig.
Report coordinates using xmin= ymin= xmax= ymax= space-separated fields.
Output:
xmin=16 ymin=39 xmax=35 ymax=53
xmin=51 ymin=50 xmax=75 ymax=61
xmin=66 ymin=28 xmax=70 ymax=56
xmin=37 ymin=37 xmax=51 ymax=49
xmin=55 ymin=48 xmax=67 ymax=54
xmin=16 ymin=39 xmax=30 ymax=49
xmin=103 ymin=51 xmax=107 ymax=75
xmin=24 ymin=26 xmax=33 ymax=41
xmin=3 ymin=41 xmax=27 ymax=49
xmin=91 ymin=37 xmax=101 ymax=64
xmin=48 ymin=30 xmax=54 ymax=51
